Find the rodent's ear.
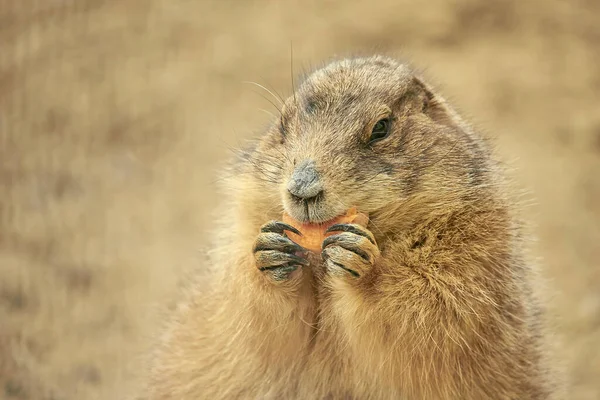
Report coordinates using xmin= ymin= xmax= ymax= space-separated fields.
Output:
xmin=412 ymin=77 xmax=463 ymax=130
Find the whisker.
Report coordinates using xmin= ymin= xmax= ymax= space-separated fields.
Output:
xmin=258 ymin=108 xmax=278 ymax=120
xmin=242 ymin=81 xmax=284 ymax=107
xmin=256 ymin=74 xmax=286 ymax=105
xmin=252 ymin=91 xmax=283 ymax=115
xmin=290 ymin=42 xmax=297 ymax=107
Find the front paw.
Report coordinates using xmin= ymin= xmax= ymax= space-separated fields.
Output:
xmin=253 ymin=221 xmax=309 ymax=281
xmin=321 ymin=224 xmax=380 ymax=278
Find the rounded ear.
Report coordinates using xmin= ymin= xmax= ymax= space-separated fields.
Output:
xmin=411 ymin=77 xmax=465 ymax=131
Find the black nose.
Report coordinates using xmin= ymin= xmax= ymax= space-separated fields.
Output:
xmin=287 ymin=160 xmax=324 ymax=201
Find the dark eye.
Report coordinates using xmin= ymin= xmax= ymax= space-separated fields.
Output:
xmin=369 ymin=118 xmax=390 ymax=143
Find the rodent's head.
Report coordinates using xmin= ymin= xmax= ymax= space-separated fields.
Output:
xmin=240 ymin=56 xmax=491 ymax=224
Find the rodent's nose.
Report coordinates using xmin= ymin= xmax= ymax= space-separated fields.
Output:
xmin=287 ymin=160 xmax=324 ymax=201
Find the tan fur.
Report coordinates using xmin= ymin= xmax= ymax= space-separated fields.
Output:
xmin=140 ymin=56 xmax=559 ymax=399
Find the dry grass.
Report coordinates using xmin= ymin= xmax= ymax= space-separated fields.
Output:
xmin=0 ymin=0 xmax=599 ymax=398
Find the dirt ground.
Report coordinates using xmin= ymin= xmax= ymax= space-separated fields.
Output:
xmin=0 ymin=0 xmax=599 ymax=399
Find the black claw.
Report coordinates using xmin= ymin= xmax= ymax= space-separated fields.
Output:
xmin=259 ymin=263 xmax=293 ymax=271
xmin=321 ymin=234 xmax=371 ymax=262
xmin=322 ymin=233 xmax=359 ymax=249
xmin=326 ymin=259 xmax=360 ymax=278
xmin=325 ymin=224 xmax=375 ymax=244
xmin=257 ymin=250 xmax=310 ymax=267
xmin=253 ymin=234 xmax=305 ymax=254
xmin=261 ymin=221 xmax=302 ymax=236
xmin=254 ymin=242 xmax=304 ymax=254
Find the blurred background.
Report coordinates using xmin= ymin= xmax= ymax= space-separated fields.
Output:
xmin=0 ymin=0 xmax=599 ymax=399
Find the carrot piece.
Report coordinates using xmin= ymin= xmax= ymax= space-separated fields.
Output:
xmin=282 ymin=207 xmax=369 ymax=252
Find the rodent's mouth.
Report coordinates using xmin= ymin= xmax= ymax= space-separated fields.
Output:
xmin=284 ymin=205 xmax=345 ymax=225
xmin=282 ymin=188 xmax=348 ymax=224
xmin=287 ymin=212 xmax=341 ymax=226
xmin=297 ymin=214 xmax=342 ymax=227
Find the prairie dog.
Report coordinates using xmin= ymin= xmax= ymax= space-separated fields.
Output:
xmin=142 ymin=56 xmax=558 ymax=399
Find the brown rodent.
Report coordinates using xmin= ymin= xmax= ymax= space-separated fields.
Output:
xmin=141 ymin=56 xmax=559 ymax=399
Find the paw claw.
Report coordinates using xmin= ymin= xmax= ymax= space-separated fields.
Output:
xmin=325 ymin=223 xmax=376 ymax=245
xmin=255 ymin=250 xmax=310 ymax=268
xmin=260 ymin=221 xmax=302 ymax=236
xmin=326 ymin=259 xmax=359 ymax=278
xmin=254 ymin=221 xmax=309 ymax=281
xmin=253 ymin=232 xmax=305 ymax=254
xmin=321 ymin=225 xmax=379 ymax=279
xmin=322 ymin=233 xmax=371 ymax=262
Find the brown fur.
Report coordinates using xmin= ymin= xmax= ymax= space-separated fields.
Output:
xmin=140 ymin=56 xmax=558 ymax=399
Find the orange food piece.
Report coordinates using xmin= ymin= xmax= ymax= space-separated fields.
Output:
xmin=282 ymin=207 xmax=369 ymax=252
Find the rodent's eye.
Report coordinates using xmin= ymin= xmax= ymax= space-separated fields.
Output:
xmin=369 ymin=118 xmax=391 ymax=143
